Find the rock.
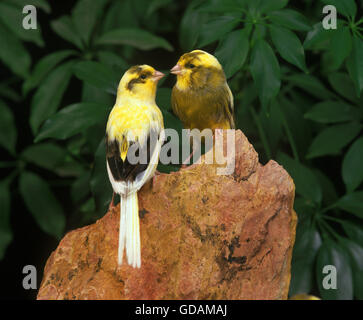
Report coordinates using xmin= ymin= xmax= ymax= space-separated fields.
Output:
xmin=37 ymin=130 xmax=297 ymax=300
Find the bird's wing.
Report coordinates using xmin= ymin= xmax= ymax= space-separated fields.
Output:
xmin=106 ymin=108 xmax=164 ymax=196
xmin=203 ymin=84 xmax=235 ymax=129
xmin=225 ymin=84 xmax=235 ymax=129
xmin=171 ymin=83 xmax=235 ymax=130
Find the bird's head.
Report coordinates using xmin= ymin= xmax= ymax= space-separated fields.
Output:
xmin=118 ymin=65 xmax=164 ymax=101
xmin=171 ymin=50 xmax=225 ymax=91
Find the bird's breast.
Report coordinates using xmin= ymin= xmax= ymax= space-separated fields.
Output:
xmin=172 ymin=86 xmax=230 ymax=131
xmin=106 ymin=103 xmax=162 ymax=145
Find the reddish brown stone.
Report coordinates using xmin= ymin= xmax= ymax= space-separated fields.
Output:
xmin=37 ymin=130 xmax=297 ymax=300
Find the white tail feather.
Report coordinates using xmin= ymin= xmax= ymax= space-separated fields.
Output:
xmin=118 ymin=192 xmax=140 ymax=268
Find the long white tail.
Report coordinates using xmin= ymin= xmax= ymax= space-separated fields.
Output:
xmin=118 ymin=192 xmax=141 ymax=268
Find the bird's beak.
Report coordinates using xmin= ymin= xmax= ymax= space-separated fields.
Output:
xmin=170 ymin=64 xmax=182 ymax=75
xmin=152 ymin=70 xmax=165 ymax=82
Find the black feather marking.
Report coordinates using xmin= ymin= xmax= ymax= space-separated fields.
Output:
xmin=226 ymin=97 xmax=235 ymax=129
xmin=126 ymin=70 xmax=153 ymax=91
xmin=126 ymin=78 xmax=144 ymax=91
xmin=106 ymin=130 xmax=159 ymax=182
xmin=182 ymin=51 xmax=204 ymax=61
xmin=128 ymin=66 xmax=142 ymax=74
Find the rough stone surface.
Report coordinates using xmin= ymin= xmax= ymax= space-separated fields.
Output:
xmin=37 ymin=130 xmax=297 ymax=300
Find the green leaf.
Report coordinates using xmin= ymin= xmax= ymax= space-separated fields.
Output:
xmin=346 ymin=36 xmax=363 ymax=97
xmin=130 ymin=0 xmax=155 ymax=25
xmin=321 ymin=0 xmax=357 ymax=19
xmin=306 ymin=122 xmax=362 ymax=159
xmin=268 ymin=9 xmax=312 ymax=31
xmin=269 ymin=25 xmax=307 ymax=72
xmin=286 ymin=74 xmax=334 ymax=99
xmin=215 ymin=29 xmax=249 ymax=78
xmin=260 ymin=99 xmax=283 ymax=152
xmin=256 ymin=0 xmax=288 ymax=14
xmin=304 ymin=101 xmax=361 ymax=124
xmin=337 ymin=191 xmax=363 ymax=219
xmin=327 ymin=27 xmax=352 ymax=71
xmin=53 ymin=161 xmax=84 ymax=178
xmin=199 ymin=0 xmax=245 ymax=14
xmin=342 ymin=137 xmax=363 ymax=192
xmin=51 ymin=16 xmax=84 ymax=50
xmin=0 ymin=100 xmax=17 ymax=155
xmin=289 ymin=218 xmax=322 ymax=296
xmin=73 ymin=61 xmax=119 ymax=94
xmin=327 ymin=72 xmax=359 ymax=104
xmin=198 ymin=15 xmax=240 ymax=48
xmin=251 ymin=24 xmax=266 ymax=43
xmin=0 ymin=2 xmax=44 ymax=46
xmin=83 ymin=123 xmax=107 ymax=154
xmin=147 ymin=0 xmax=173 ymax=16
xmin=340 ymin=239 xmax=363 ymax=299
xmin=19 ymin=171 xmax=65 ymax=239
xmin=0 ymin=23 xmax=31 ymax=78
xmin=23 ymin=50 xmax=76 ymax=95
xmin=0 ymin=180 xmax=12 ymax=260
xmin=102 ymin=0 xmax=138 ymax=33
xmin=279 ymin=96 xmax=312 ymax=157
xmin=81 ymin=82 xmax=113 ymax=107
xmin=294 ymin=197 xmax=316 ymax=217
xmin=5 ymin=0 xmax=51 ymax=13
xmin=0 ymin=83 xmax=20 ymax=102
xmin=35 ymin=102 xmax=110 ymax=142
xmin=277 ymin=152 xmax=322 ymax=204
xmin=303 ymin=22 xmax=333 ymax=50
xmin=96 ymin=28 xmax=173 ymax=51
xmin=179 ymin=0 xmax=206 ymax=51
xmin=71 ymin=171 xmax=91 ymax=203
xmin=250 ymin=39 xmax=281 ymax=109
xmin=96 ymin=51 xmax=129 ymax=70
xmin=156 ymin=87 xmax=172 ymax=111
xmin=30 ymin=61 xmax=74 ymax=134
xmin=71 ymin=0 xmax=109 ymax=45
xmin=314 ymin=169 xmax=339 ymax=205
xmin=342 ymin=221 xmax=363 ymax=245
xmin=316 ymin=240 xmax=353 ymax=300
xmin=21 ymin=143 xmax=67 ymax=171
xmin=90 ymin=140 xmax=112 ymax=216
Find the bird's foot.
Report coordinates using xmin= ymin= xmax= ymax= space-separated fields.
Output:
xmin=108 ymin=192 xmax=116 ymax=212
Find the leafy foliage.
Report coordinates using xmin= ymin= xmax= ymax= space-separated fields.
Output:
xmin=0 ymin=0 xmax=362 ymax=299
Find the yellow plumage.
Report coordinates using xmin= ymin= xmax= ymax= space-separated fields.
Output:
xmin=105 ymin=65 xmax=164 ymax=268
xmin=171 ymin=49 xmax=235 ymax=132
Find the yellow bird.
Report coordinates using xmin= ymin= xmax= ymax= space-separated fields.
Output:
xmin=170 ymin=49 xmax=235 ymax=132
xmin=106 ymin=65 xmax=165 ymax=268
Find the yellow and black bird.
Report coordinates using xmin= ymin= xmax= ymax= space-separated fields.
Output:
xmin=170 ymin=49 xmax=235 ymax=132
xmin=106 ymin=65 xmax=165 ymax=268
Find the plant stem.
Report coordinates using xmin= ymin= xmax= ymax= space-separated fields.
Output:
xmin=239 ymin=19 xmax=269 ymax=27
xmin=319 ymin=202 xmax=338 ymax=215
xmin=5 ymin=168 xmax=21 ymax=184
xmin=319 ymin=219 xmax=341 ymax=241
xmin=324 ymin=216 xmax=345 ymax=224
xmin=277 ymin=103 xmax=300 ymax=162
xmin=249 ymin=107 xmax=272 ymax=159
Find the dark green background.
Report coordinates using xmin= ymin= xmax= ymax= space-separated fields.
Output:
xmin=0 ymin=0 xmax=362 ymax=300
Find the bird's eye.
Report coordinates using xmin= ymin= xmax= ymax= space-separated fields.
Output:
xmin=140 ymin=74 xmax=147 ymax=79
xmin=188 ymin=63 xmax=195 ymax=69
